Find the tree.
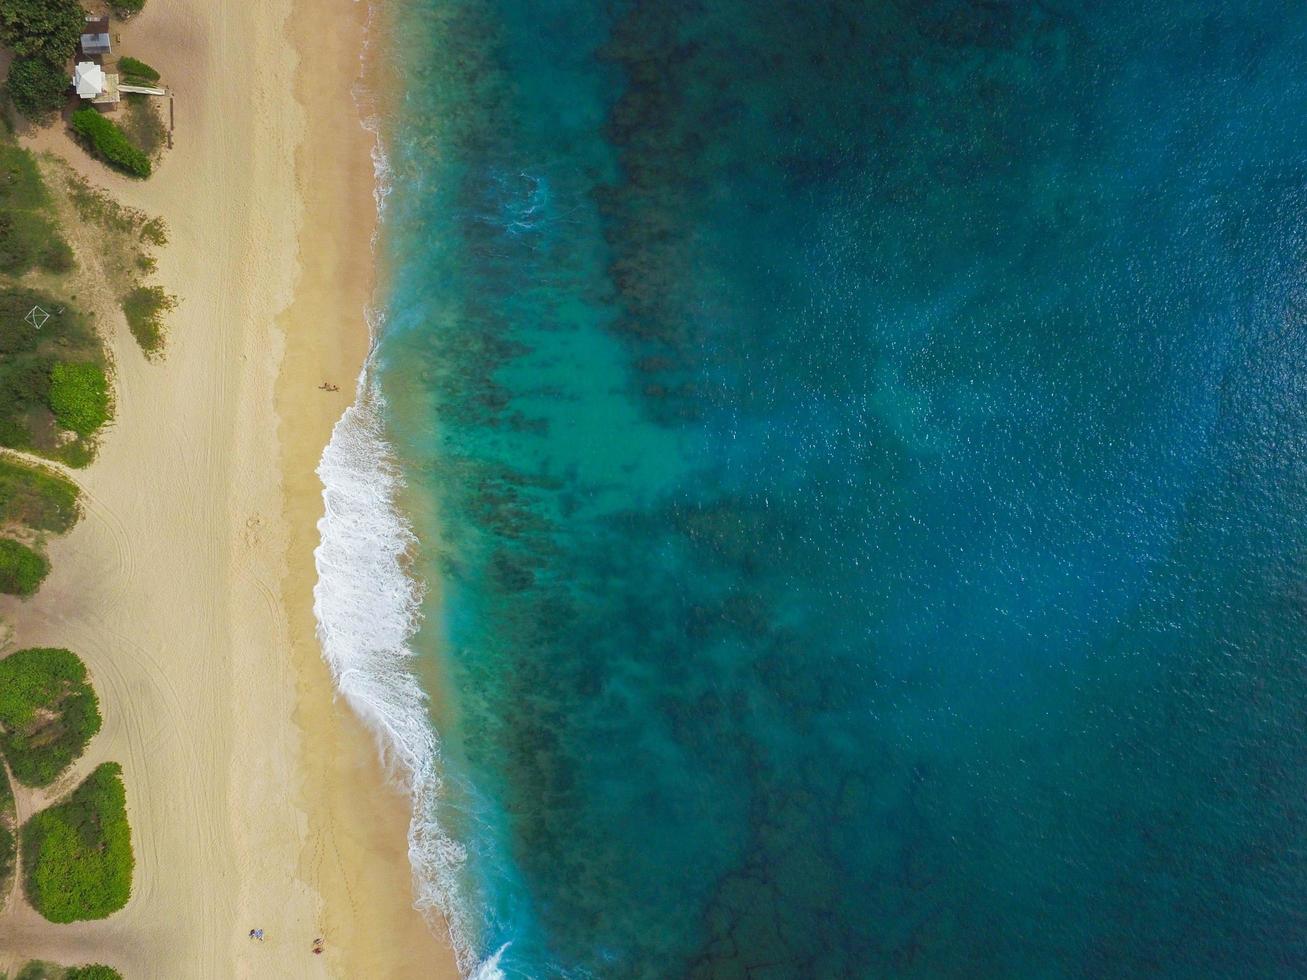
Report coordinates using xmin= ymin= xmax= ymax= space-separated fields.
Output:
xmin=0 ymin=0 xmax=84 ymax=63
xmin=7 ymin=56 xmax=67 ymax=116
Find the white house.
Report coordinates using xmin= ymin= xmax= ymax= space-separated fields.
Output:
xmin=72 ymin=61 xmax=119 ymax=105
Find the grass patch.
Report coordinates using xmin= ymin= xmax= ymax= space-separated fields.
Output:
xmin=48 ymin=362 xmax=108 ymax=437
xmin=116 ymin=56 xmax=158 ymax=84
xmin=63 ymin=172 xmax=140 ymax=234
xmin=121 ymin=284 xmax=173 ymax=357
xmin=22 ymin=762 xmax=133 ymax=922
xmin=0 ymin=209 xmax=72 ymax=276
xmin=58 ymin=167 xmax=166 ymax=282
xmin=0 ymin=538 xmax=47 ymax=596
xmin=59 ymin=167 xmax=167 ymax=245
xmin=0 ymin=143 xmax=73 ymax=276
xmin=120 ymin=96 xmax=166 ymax=161
xmin=0 ymin=647 xmax=101 ymax=787
xmin=139 ymin=216 xmax=166 ymax=246
xmin=54 ymin=169 xmax=171 ymax=358
xmin=0 ymin=142 xmax=47 ymax=209
xmin=69 ymin=109 xmax=151 ymax=179
xmin=0 ymin=457 xmax=79 ymax=532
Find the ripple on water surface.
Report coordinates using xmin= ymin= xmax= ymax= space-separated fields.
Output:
xmin=327 ymin=1 xmax=1307 ymax=975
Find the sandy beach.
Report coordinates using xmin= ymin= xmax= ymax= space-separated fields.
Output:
xmin=0 ymin=0 xmax=458 ymax=976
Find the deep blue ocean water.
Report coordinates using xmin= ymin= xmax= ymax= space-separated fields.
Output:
xmin=360 ymin=1 xmax=1307 ymax=975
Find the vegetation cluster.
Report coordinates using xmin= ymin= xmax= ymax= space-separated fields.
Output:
xmin=0 ymin=286 xmax=111 ymax=467
xmin=122 ymin=284 xmax=173 ymax=355
xmin=0 ymin=538 xmax=48 ymax=595
xmin=0 ymin=144 xmax=74 ymax=277
xmin=0 ymin=646 xmax=132 ymax=925
xmin=0 ymin=0 xmax=82 ymax=115
xmin=0 ymin=762 xmax=14 ymax=905
xmin=7 ymin=56 xmax=67 ymax=116
xmin=0 ymin=10 xmax=142 ymax=945
xmin=8 ymin=965 xmax=123 ymax=980
xmin=22 ymin=761 xmax=133 ymax=922
xmin=0 ymin=0 xmax=82 ymax=61
xmin=0 ymin=138 xmax=113 ymax=465
xmin=62 ymin=168 xmax=174 ymax=357
xmin=0 ymin=647 xmax=102 ymax=786
xmin=0 ymin=457 xmax=79 ymax=533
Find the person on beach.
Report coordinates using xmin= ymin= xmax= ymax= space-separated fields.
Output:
xmin=313 ymin=937 xmax=324 ymax=955
xmin=248 ymin=929 xmax=256 ymax=940
xmin=255 ymin=928 xmax=265 ymax=942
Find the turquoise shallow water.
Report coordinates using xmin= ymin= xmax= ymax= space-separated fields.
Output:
xmin=355 ymin=1 xmax=1307 ymax=976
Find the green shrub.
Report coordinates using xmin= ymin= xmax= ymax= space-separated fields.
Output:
xmin=48 ymin=362 xmax=108 ymax=437
xmin=116 ymin=56 xmax=158 ymax=83
xmin=0 ymin=457 xmax=79 ymax=532
xmin=14 ymin=964 xmax=124 ymax=980
xmin=0 ymin=538 xmax=48 ymax=596
xmin=122 ymin=284 xmax=173 ymax=356
xmin=7 ymin=56 xmax=67 ymax=116
xmin=69 ymin=109 xmax=151 ymax=179
xmin=0 ymin=0 xmax=83 ymax=63
xmin=0 ymin=764 xmax=13 ymax=899
xmin=0 ymin=647 xmax=101 ymax=786
xmin=22 ymin=762 xmax=133 ymax=922
xmin=13 ymin=965 xmax=123 ymax=980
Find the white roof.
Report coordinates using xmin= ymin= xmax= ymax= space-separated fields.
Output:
xmin=73 ymin=62 xmax=105 ymax=98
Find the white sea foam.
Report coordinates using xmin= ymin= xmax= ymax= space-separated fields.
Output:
xmin=470 ymin=941 xmax=511 ymax=980
xmin=314 ymin=372 xmax=491 ymax=976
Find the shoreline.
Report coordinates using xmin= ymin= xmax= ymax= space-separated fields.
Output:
xmin=279 ymin=0 xmax=462 ymax=975
xmin=0 ymin=0 xmax=459 ymax=975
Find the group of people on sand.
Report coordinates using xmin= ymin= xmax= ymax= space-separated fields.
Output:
xmin=249 ymin=928 xmax=324 ymax=955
